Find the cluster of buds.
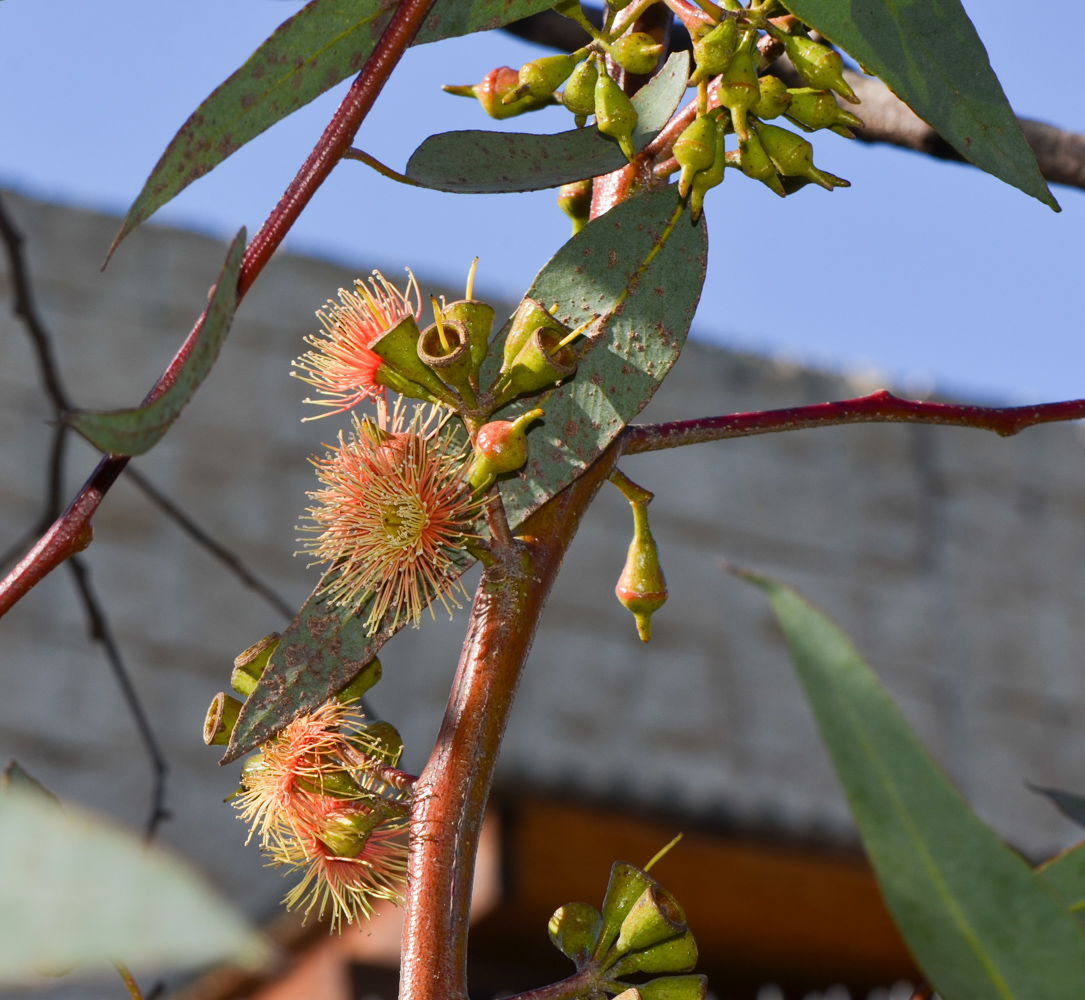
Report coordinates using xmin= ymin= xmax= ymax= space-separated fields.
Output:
xmin=548 ymin=857 xmax=705 ymax=1000
xmin=444 ymin=0 xmax=669 ymax=165
xmin=204 ymin=635 xmax=411 ymax=929
xmin=668 ymin=4 xmax=862 ymax=214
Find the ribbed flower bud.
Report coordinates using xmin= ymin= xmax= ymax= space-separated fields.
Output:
xmin=674 ymin=114 xmax=718 ymax=200
xmin=753 ymin=74 xmax=791 ymax=120
xmin=231 ymin=632 xmax=281 ymax=697
xmin=780 ymin=32 xmax=858 ymax=103
xmin=785 ymin=87 xmax=865 ymax=137
xmin=491 ymin=327 xmax=580 ymax=409
xmin=504 ymin=50 xmax=589 ymax=105
xmin=501 ymin=298 xmax=570 ymax=375
xmin=607 ymin=31 xmax=665 ymax=75
xmin=352 ymin=718 xmax=404 ymax=764
xmin=317 ymin=807 xmax=386 ymax=859
xmin=609 ymin=928 xmax=698 ymax=977
xmin=203 ymin=692 xmax=243 ymax=746
xmin=548 ymin=902 xmax=603 ymax=968
xmin=468 ymin=408 xmax=545 ymax=492
xmin=558 ymin=179 xmax=593 ymax=235
xmin=442 ymin=67 xmax=554 ymax=120
xmin=689 ymin=18 xmax=737 ymax=85
xmin=754 ymin=122 xmax=850 ymax=189
xmin=595 ymin=68 xmax=639 ymax=163
xmin=334 ymin=657 xmax=382 ymax=705
xmin=616 ymin=498 xmax=667 ymax=642
xmin=562 ymin=56 xmax=598 ymax=127
xmin=732 ymin=130 xmax=786 ymax=197
xmin=637 ymin=975 xmax=708 ymax=1000
xmin=688 ymin=115 xmax=727 ymax=222
xmin=611 ymin=884 xmax=687 ymax=959
xmin=593 ymin=862 xmax=658 ymax=961
xmin=715 ymin=31 xmax=760 ymax=142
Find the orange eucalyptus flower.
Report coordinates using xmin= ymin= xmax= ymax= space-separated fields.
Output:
xmin=300 ymin=401 xmax=480 ymax=634
xmin=292 ymin=270 xmax=421 ymax=417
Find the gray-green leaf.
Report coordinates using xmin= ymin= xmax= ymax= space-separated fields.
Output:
xmin=740 ymin=567 xmax=1085 ymax=999
xmin=781 ymin=0 xmax=1058 ymax=210
xmin=404 ymin=51 xmax=689 ymax=193
xmin=68 ymin=230 xmax=244 ymax=456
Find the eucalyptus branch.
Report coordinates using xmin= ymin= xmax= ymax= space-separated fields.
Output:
xmin=0 ymin=0 xmax=440 ymax=621
xmin=621 ymin=389 xmax=1085 ymax=454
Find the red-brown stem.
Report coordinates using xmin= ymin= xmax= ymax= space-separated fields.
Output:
xmin=621 ymin=389 xmax=1085 ymax=454
xmin=506 ymin=969 xmax=597 ymax=1000
xmin=401 ymin=445 xmax=622 ymax=1000
xmin=0 ymin=0 xmax=438 ymax=620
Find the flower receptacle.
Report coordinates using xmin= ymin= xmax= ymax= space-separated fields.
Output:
xmin=418 ymin=316 xmax=478 ymax=410
xmin=548 ymin=902 xmax=603 ymax=968
xmin=369 ymin=314 xmax=457 ymax=405
xmin=204 ymin=692 xmax=243 ymax=746
xmin=594 ymin=861 xmax=659 ymax=961
xmin=608 ymin=929 xmax=698 ymax=977
xmin=611 ymin=885 xmax=687 ymax=959
xmin=442 ymin=299 xmax=496 ymax=374
xmin=231 ymin=632 xmax=281 ymax=696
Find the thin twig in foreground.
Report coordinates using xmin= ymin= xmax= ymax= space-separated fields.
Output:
xmin=621 ymin=389 xmax=1085 ymax=454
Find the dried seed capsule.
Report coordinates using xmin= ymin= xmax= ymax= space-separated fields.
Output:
xmin=595 ymin=67 xmax=639 ymax=163
xmin=752 ymin=74 xmax=791 ymax=120
xmin=780 ymin=32 xmax=858 ymax=104
xmin=689 ymin=17 xmax=738 ymax=85
xmin=558 ymin=179 xmax=593 ymax=235
xmin=443 ymin=67 xmax=554 ymax=120
xmin=754 ymin=121 xmax=850 ymax=189
xmin=562 ymin=56 xmax=598 ymax=127
xmin=504 ymin=50 xmax=589 ymax=105
xmin=674 ymin=113 xmax=718 ymax=200
xmin=607 ymin=31 xmax=665 ymax=76
xmin=785 ymin=87 xmax=865 ymax=137
xmin=715 ymin=31 xmax=760 ymax=142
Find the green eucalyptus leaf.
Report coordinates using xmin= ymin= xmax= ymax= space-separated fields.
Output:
xmin=68 ymin=230 xmax=244 ymax=456
xmin=110 ymin=0 xmax=558 ymax=255
xmin=780 ymin=0 xmax=1058 ymax=210
xmin=404 ymin=52 xmax=689 ymax=193
xmin=739 ymin=567 xmax=1085 ymax=999
xmin=490 ymin=184 xmax=707 ymax=527
xmin=1038 ymin=843 xmax=1085 ymax=922
xmin=0 ymin=789 xmax=269 ymax=983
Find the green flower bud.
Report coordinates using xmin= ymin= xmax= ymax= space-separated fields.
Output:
xmin=504 ymin=50 xmax=588 ymax=105
xmin=715 ymin=31 xmax=760 ymax=143
xmin=558 ymin=179 xmax=593 ymax=235
xmin=608 ymin=929 xmax=698 ymax=977
xmin=369 ymin=314 xmax=457 ymax=406
xmin=562 ymin=57 xmax=598 ymax=127
xmin=674 ymin=114 xmax=718 ymax=200
xmin=231 ymin=632 xmax=280 ymax=697
xmin=468 ymin=408 xmax=545 ymax=492
xmin=752 ymin=75 xmax=791 ymax=120
xmin=781 ymin=33 xmax=858 ymax=104
xmin=689 ymin=18 xmax=738 ymax=85
xmin=593 ymin=862 xmax=658 ymax=961
xmin=354 ymin=718 xmax=404 ymax=765
xmin=611 ymin=885 xmax=687 ymax=959
xmin=548 ymin=902 xmax=603 ymax=968
xmin=318 ymin=807 xmax=385 ymax=859
xmin=637 ymin=975 xmax=708 ymax=1000
xmin=785 ymin=87 xmax=865 ymax=137
xmin=334 ymin=656 xmax=382 ymax=705
xmin=443 ymin=67 xmax=554 ymax=120
xmin=733 ymin=130 xmax=786 ymax=197
xmin=607 ymin=31 xmax=665 ymax=76
xmin=203 ymin=692 xmax=243 ymax=746
xmin=688 ymin=116 xmax=727 ymax=223
xmin=615 ymin=499 xmax=667 ymax=642
xmin=754 ymin=121 xmax=850 ymax=189
xmin=418 ymin=313 xmax=478 ymax=410
xmin=595 ymin=66 xmax=639 ymax=163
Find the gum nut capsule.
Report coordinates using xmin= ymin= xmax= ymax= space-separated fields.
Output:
xmin=781 ymin=33 xmax=858 ymax=103
xmin=230 ymin=631 xmax=281 ymax=696
xmin=715 ymin=32 xmax=760 ymax=142
xmin=753 ymin=75 xmax=791 ymax=119
xmin=673 ymin=114 xmax=718 ymax=200
xmin=505 ymin=51 xmax=586 ymax=104
xmin=595 ymin=69 xmax=639 ymax=163
xmin=442 ymin=67 xmax=553 ymax=120
xmin=689 ymin=17 xmax=738 ymax=84
xmin=558 ymin=179 xmax=592 ymax=235
xmin=468 ymin=408 xmax=545 ymax=491
xmin=609 ymin=31 xmax=665 ymax=75
xmin=737 ymin=128 xmax=786 ymax=197
xmin=755 ymin=121 xmax=850 ymax=189
xmin=562 ymin=56 xmax=598 ymax=126
xmin=785 ymin=87 xmax=864 ymax=135
xmin=203 ymin=692 xmax=243 ymax=746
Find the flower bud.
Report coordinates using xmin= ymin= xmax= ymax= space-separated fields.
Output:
xmin=231 ymin=632 xmax=280 ymax=697
xmin=468 ymin=409 xmax=545 ymax=491
xmin=441 ymin=299 xmax=495 ymax=374
xmin=593 ymin=862 xmax=659 ymax=961
xmin=595 ymin=69 xmax=639 ymax=163
xmin=753 ymin=74 xmax=791 ymax=120
xmin=689 ymin=18 xmax=738 ymax=85
xmin=609 ymin=929 xmax=698 ymax=977
xmin=562 ymin=56 xmax=598 ymax=127
xmin=369 ymin=313 xmax=457 ymax=406
xmin=611 ymin=884 xmax=687 ymax=959
xmin=354 ymin=718 xmax=404 ymax=765
xmin=637 ymin=975 xmax=708 ymax=1000
xmin=203 ymin=692 xmax=243 ymax=746
xmin=443 ymin=67 xmax=554 ymax=120
xmin=780 ymin=32 xmax=858 ymax=104
xmin=616 ymin=499 xmax=667 ymax=642
xmin=688 ymin=115 xmax=727 ymax=222
xmin=607 ymin=31 xmax=665 ymax=76
xmin=674 ymin=114 xmax=718 ymax=200
xmin=334 ymin=656 xmax=382 ymax=705
xmin=785 ymin=87 xmax=865 ymax=137
xmin=504 ymin=51 xmax=588 ymax=105
xmin=558 ymin=179 xmax=593 ymax=235
xmin=732 ymin=131 xmax=786 ymax=197
xmin=715 ymin=31 xmax=760 ymax=143
xmin=548 ymin=902 xmax=603 ymax=968
xmin=318 ymin=807 xmax=385 ymax=859
xmin=419 ymin=315 xmax=478 ymax=409
xmin=754 ymin=121 xmax=850 ymax=190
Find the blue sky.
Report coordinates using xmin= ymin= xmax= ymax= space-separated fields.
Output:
xmin=0 ymin=0 xmax=1081 ymax=403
